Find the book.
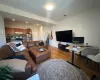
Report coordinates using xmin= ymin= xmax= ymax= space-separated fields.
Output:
xmin=27 ymin=74 xmax=40 ymax=80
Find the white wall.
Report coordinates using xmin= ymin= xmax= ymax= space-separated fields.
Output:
xmin=50 ymin=8 xmax=100 ymax=48
xmin=31 ymin=25 xmax=39 ymax=41
xmin=38 ymin=26 xmax=43 ymax=40
xmin=0 ymin=15 xmax=6 ymax=47
xmin=43 ymin=26 xmax=50 ymax=41
xmin=38 ymin=26 xmax=50 ymax=41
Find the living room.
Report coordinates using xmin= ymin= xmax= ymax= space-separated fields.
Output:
xmin=0 ymin=0 xmax=100 ymax=80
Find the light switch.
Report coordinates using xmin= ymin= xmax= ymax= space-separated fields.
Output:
xmin=2 ymin=31 xmax=3 ymax=34
xmin=0 ymin=30 xmax=4 ymax=34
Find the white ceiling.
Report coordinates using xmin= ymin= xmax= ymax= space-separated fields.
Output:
xmin=0 ymin=0 xmax=100 ymax=21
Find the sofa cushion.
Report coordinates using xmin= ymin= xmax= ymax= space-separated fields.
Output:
xmin=35 ymin=41 xmax=40 ymax=46
xmin=0 ymin=59 xmax=28 ymax=72
xmin=93 ymin=53 xmax=100 ymax=63
xmin=0 ymin=45 xmax=14 ymax=59
xmin=27 ymin=41 xmax=36 ymax=47
xmin=87 ymin=55 xmax=94 ymax=60
xmin=23 ymin=42 xmax=28 ymax=48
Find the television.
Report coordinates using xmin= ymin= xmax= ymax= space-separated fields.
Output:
xmin=56 ymin=30 xmax=73 ymax=42
xmin=73 ymin=37 xmax=84 ymax=44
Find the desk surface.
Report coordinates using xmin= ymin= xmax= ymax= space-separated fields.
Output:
xmin=66 ymin=44 xmax=90 ymax=54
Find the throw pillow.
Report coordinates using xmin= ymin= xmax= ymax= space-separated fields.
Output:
xmin=16 ymin=43 xmax=22 ymax=47
xmin=0 ymin=59 xmax=27 ymax=72
xmin=8 ymin=43 xmax=20 ymax=52
xmin=16 ymin=45 xmax=26 ymax=51
xmin=39 ymin=41 xmax=44 ymax=46
xmin=3 ymin=55 xmax=26 ymax=60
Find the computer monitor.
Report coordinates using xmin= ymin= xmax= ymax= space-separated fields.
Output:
xmin=73 ymin=37 xmax=84 ymax=44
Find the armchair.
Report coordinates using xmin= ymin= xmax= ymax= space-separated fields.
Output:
xmin=81 ymin=47 xmax=99 ymax=56
xmin=80 ymin=47 xmax=100 ymax=70
xmin=86 ymin=53 xmax=100 ymax=70
xmin=87 ymin=53 xmax=100 ymax=63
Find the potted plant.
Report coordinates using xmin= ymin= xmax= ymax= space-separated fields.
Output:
xmin=0 ymin=66 xmax=12 ymax=80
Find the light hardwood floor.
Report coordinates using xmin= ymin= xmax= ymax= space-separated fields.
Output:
xmin=48 ymin=46 xmax=100 ymax=78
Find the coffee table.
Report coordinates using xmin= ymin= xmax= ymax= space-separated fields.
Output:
xmin=29 ymin=47 xmax=51 ymax=64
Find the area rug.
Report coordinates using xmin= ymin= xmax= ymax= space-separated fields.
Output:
xmin=37 ymin=59 xmax=89 ymax=80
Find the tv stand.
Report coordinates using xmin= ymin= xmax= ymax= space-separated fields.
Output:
xmin=58 ymin=43 xmax=66 ymax=51
xmin=58 ymin=43 xmax=69 ymax=51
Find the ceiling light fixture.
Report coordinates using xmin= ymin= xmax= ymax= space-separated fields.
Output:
xmin=12 ymin=19 xmax=15 ymax=21
xmin=26 ymin=22 xmax=28 ymax=23
xmin=44 ymin=3 xmax=55 ymax=10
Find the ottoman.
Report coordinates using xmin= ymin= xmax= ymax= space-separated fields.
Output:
xmin=29 ymin=47 xmax=51 ymax=64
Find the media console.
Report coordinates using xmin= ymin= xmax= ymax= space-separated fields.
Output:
xmin=58 ymin=43 xmax=69 ymax=51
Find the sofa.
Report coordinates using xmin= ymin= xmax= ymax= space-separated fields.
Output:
xmin=23 ymin=41 xmax=42 ymax=48
xmin=0 ymin=40 xmax=49 ymax=79
xmin=0 ymin=45 xmax=36 ymax=80
xmin=23 ymin=40 xmax=48 ymax=49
